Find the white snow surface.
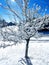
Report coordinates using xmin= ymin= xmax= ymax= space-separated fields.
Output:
xmin=0 ymin=26 xmax=49 ymax=65
xmin=0 ymin=41 xmax=49 ymax=65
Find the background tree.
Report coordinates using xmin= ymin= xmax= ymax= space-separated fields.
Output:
xmin=0 ymin=0 xmax=49 ymax=58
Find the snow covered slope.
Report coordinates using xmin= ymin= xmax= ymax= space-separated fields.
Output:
xmin=0 ymin=41 xmax=49 ymax=65
xmin=0 ymin=26 xmax=49 ymax=65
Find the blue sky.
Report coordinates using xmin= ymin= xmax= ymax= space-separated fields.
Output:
xmin=0 ymin=0 xmax=49 ymax=22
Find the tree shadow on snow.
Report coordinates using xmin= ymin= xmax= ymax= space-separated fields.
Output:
xmin=18 ymin=57 xmax=33 ymax=65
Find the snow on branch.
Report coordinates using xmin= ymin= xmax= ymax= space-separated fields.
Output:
xmin=0 ymin=0 xmax=49 ymax=48
xmin=0 ymin=14 xmax=49 ymax=48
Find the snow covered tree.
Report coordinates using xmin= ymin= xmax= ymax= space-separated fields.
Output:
xmin=0 ymin=0 xmax=49 ymax=58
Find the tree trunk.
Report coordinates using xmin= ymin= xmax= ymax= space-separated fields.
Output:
xmin=25 ymin=38 xmax=30 ymax=58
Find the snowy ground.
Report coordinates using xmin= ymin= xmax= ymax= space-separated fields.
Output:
xmin=0 ymin=40 xmax=49 ymax=65
xmin=0 ymin=26 xmax=49 ymax=65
